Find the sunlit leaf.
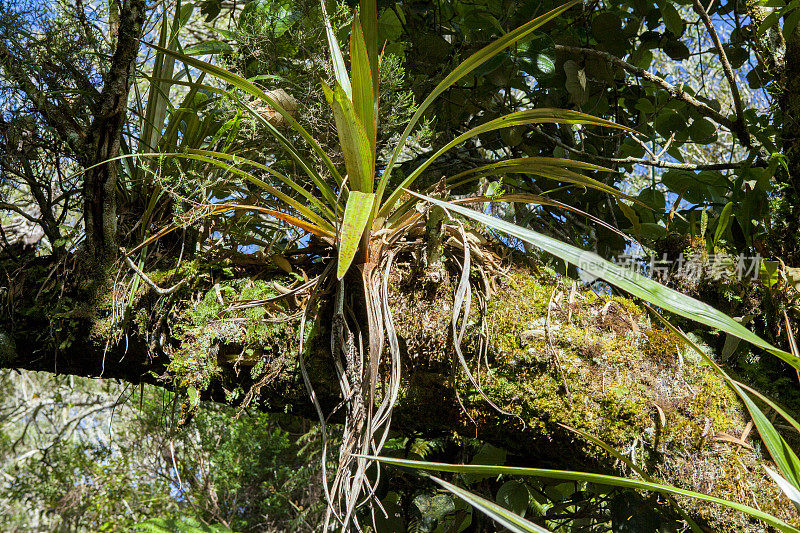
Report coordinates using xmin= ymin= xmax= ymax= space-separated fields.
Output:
xmin=649 ymin=309 xmax=800 ymax=491
xmin=380 ymin=109 xmax=636 ymax=218
xmin=766 ymin=467 xmax=800 ymax=512
xmin=143 ymin=41 xmax=344 ymax=196
xmin=351 ymin=14 xmax=376 ymax=152
xmin=449 ymin=157 xmax=642 ymax=204
xmin=186 ymin=149 xmax=336 ymax=223
xmin=323 ymin=82 xmax=374 ymax=193
xmin=359 ymin=0 xmax=379 ymax=97
xmin=321 ymin=0 xmax=351 ymax=98
xmin=428 ymin=475 xmax=551 ymax=533
xmin=338 ymin=191 xmax=375 ymax=279
xmin=714 ymin=202 xmax=734 ymax=245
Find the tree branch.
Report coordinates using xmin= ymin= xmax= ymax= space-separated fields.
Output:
xmin=553 ymin=44 xmax=758 ymax=149
xmin=120 ymin=247 xmax=185 ymax=295
xmin=0 ymin=44 xmax=87 ymax=155
xmin=692 ymin=0 xmax=746 ymax=140
xmin=530 ymin=126 xmax=757 ymax=171
xmin=82 ymin=0 xmax=147 ymax=264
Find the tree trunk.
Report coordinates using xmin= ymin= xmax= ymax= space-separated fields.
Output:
xmin=81 ymin=0 xmax=146 ymax=267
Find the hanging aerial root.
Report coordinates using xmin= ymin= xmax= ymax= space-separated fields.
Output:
xmin=295 ymin=214 xmax=510 ymax=531
xmin=450 ymin=221 xmax=518 ymax=419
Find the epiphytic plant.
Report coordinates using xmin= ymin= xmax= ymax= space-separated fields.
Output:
xmin=136 ymin=0 xmax=800 ymax=529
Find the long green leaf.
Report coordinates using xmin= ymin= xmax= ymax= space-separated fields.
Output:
xmin=714 ymin=201 xmax=734 ymax=245
xmin=379 ymin=109 xmax=633 ymax=218
xmin=428 ymin=475 xmax=551 ymax=533
xmin=65 ymin=151 xmax=336 ymax=239
xmin=350 ymin=14 xmax=376 ymax=153
xmin=140 ymin=1 xmax=179 ymax=154
xmin=126 ymin=151 xmax=335 ymax=235
xmin=337 ymin=191 xmax=375 ymax=279
xmin=321 ymin=0 xmax=351 ymax=98
xmin=323 ymin=82 xmax=374 ymax=192
xmin=130 ymin=202 xmax=334 ymax=256
xmin=453 ymin=157 xmax=617 ymax=177
xmin=362 ymin=456 xmax=800 ymax=532
xmin=358 ymin=0 xmax=378 ymax=98
xmin=562 ymin=425 xmax=704 ymax=532
xmin=766 ymin=467 xmax=800 ymax=512
xmin=407 ymin=192 xmax=800 ymax=371
xmin=449 ymin=157 xmax=642 ymax=205
xmin=742 ymin=386 xmax=800 ymax=489
xmin=163 ymin=152 xmax=335 ymax=233
xmin=227 ymin=90 xmax=342 ymax=210
xmin=375 ymin=0 xmax=582 ymax=209
xmin=187 ymin=149 xmax=336 ymax=223
xmin=734 ymin=380 xmax=800 ymax=435
xmin=135 ymin=0 xmax=181 ymax=189
xmin=442 ymin=193 xmax=635 ymax=245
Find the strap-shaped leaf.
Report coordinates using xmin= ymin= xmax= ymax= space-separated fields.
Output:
xmin=453 ymin=157 xmax=616 ymax=177
xmin=350 ymin=15 xmax=376 ymax=152
xmin=735 ymin=380 xmax=800 ymax=435
xmin=129 ymin=202 xmax=334 ymax=256
xmin=164 ymin=151 xmax=335 ymax=233
xmin=650 ymin=310 xmax=800 ymax=498
xmin=407 ymin=191 xmax=800 ymax=371
xmin=714 ymin=201 xmax=734 ymax=245
xmin=376 ymin=0 xmax=582 ymax=209
xmin=140 ymin=1 xmax=180 ymax=155
xmin=187 ymin=149 xmax=336 ymax=223
xmin=380 ymin=109 xmax=634 ymax=218
xmin=447 ymin=157 xmax=643 ymax=206
xmin=323 ymin=82 xmax=374 ymax=193
xmin=321 ymin=0 xmax=351 ymax=98
xmin=766 ymin=467 xmax=800 ymax=512
xmin=359 ymin=0 xmax=378 ymax=95
xmin=363 ymin=456 xmax=800 ymax=533
xmin=214 ymin=204 xmax=333 ymax=241
xmin=447 ymin=193 xmax=635 ymax=245
xmin=337 ymin=191 xmax=375 ymax=279
xmin=740 ymin=382 xmax=800 ymax=488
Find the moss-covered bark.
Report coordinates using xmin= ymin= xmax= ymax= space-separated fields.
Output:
xmin=1 ymin=256 xmax=797 ymax=530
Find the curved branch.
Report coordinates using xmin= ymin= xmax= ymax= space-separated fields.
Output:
xmin=530 ymin=126 xmax=758 ymax=171
xmin=691 ymin=0 xmax=746 ymax=139
xmin=553 ymin=44 xmax=758 ymax=149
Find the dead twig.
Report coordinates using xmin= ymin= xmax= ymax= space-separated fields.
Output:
xmin=120 ymin=247 xmax=184 ymax=295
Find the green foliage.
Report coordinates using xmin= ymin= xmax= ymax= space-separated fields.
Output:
xmin=134 ymin=517 xmax=236 ymax=532
xmin=369 ymin=456 xmax=800 ymax=532
xmin=0 ymin=371 xmax=322 ymax=532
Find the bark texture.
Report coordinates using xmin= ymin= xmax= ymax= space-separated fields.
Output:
xmin=81 ymin=0 xmax=146 ymax=265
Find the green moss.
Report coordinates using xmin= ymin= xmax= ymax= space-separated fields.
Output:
xmin=388 ymin=266 xmax=798 ymax=530
xmin=166 ymin=276 xmax=305 ymax=417
xmin=71 ymin=256 xmax=793 ymax=530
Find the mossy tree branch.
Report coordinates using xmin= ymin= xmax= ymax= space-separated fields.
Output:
xmin=0 ymin=256 xmax=796 ymax=529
